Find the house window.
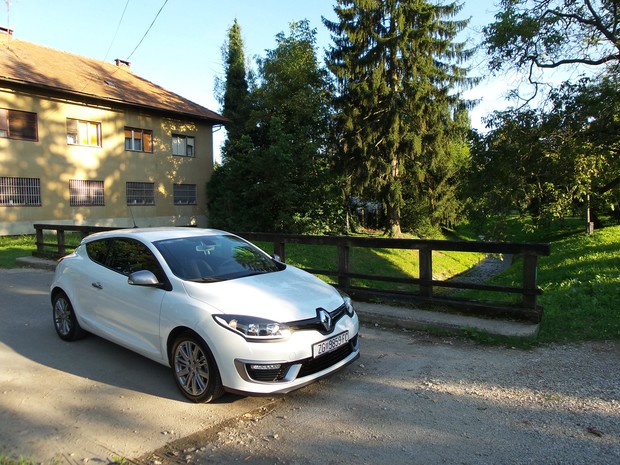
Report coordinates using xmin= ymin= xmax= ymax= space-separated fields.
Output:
xmin=0 ymin=177 xmax=41 ymax=206
xmin=66 ymin=118 xmax=101 ymax=147
xmin=125 ymin=127 xmax=153 ymax=152
xmin=173 ymin=183 xmax=197 ymax=205
xmin=172 ymin=134 xmax=195 ymax=157
xmin=126 ymin=182 xmax=155 ymax=205
xmin=69 ymin=180 xmax=104 ymax=206
xmin=0 ymin=109 xmax=38 ymax=141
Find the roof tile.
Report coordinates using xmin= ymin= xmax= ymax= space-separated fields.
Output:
xmin=0 ymin=34 xmax=226 ymax=124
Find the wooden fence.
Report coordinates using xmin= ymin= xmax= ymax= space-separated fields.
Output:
xmin=32 ymin=224 xmax=550 ymax=323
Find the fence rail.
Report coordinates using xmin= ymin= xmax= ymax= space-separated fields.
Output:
xmin=32 ymin=224 xmax=551 ymax=323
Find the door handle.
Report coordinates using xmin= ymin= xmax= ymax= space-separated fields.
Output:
xmin=91 ymin=282 xmax=103 ymax=290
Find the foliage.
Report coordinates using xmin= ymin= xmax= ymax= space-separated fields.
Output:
xmin=324 ymin=0 xmax=476 ymax=237
xmin=216 ymin=19 xmax=250 ymax=144
xmin=463 ymin=74 xmax=620 ymax=228
xmin=208 ymin=21 xmax=344 ymax=234
xmin=483 ymin=0 xmax=620 ymax=97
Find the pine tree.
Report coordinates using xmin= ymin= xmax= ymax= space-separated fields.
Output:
xmin=324 ymin=0 xmax=475 ymax=236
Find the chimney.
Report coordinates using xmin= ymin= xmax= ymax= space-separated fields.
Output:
xmin=115 ymin=58 xmax=131 ymax=69
xmin=1 ymin=26 xmax=12 ymax=48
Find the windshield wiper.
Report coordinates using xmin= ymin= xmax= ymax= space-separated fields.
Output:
xmin=188 ymin=276 xmax=226 ymax=283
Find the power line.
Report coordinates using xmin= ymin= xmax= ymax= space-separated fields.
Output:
xmin=126 ymin=0 xmax=168 ymax=61
xmin=103 ymin=0 xmax=130 ymax=64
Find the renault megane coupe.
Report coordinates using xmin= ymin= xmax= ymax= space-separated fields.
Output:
xmin=50 ymin=228 xmax=360 ymax=402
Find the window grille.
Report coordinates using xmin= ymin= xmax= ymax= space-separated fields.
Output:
xmin=126 ymin=182 xmax=155 ymax=205
xmin=173 ymin=183 xmax=197 ymax=205
xmin=69 ymin=179 xmax=104 ymax=206
xmin=0 ymin=177 xmax=41 ymax=206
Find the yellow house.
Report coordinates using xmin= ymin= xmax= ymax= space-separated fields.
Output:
xmin=0 ymin=27 xmax=227 ymax=235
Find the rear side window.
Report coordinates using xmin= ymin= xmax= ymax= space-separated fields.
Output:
xmin=86 ymin=237 xmax=164 ymax=281
xmin=85 ymin=239 xmax=111 ymax=265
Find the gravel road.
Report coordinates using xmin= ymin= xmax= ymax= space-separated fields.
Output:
xmin=2 ymin=268 xmax=618 ymax=465
xmin=143 ymin=326 xmax=620 ymax=465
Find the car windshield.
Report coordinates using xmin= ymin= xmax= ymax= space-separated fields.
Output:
xmin=153 ymin=234 xmax=280 ymax=282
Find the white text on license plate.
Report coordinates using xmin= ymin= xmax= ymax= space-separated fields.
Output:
xmin=313 ymin=332 xmax=349 ymax=358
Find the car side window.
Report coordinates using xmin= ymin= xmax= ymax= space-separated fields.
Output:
xmin=85 ymin=239 xmax=111 ymax=265
xmin=107 ymin=238 xmax=165 ymax=281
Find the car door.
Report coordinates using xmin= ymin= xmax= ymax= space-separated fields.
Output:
xmin=85 ymin=237 xmax=168 ymax=361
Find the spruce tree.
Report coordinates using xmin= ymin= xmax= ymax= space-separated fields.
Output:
xmin=324 ymin=0 xmax=475 ymax=236
xmin=208 ymin=19 xmax=251 ymax=229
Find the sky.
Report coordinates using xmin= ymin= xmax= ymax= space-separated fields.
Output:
xmin=2 ymin=0 xmax=514 ymax=159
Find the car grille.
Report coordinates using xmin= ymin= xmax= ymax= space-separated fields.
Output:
xmin=245 ymin=335 xmax=358 ymax=383
xmin=247 ymin=365 xmax=290 ymax=382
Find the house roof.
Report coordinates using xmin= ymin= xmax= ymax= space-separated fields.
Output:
xmin=0 ymin=32 xmax=227 ymax=124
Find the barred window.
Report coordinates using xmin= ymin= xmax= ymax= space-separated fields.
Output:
xmin=172 ymin=134 xmax=195 ymax=157
xmin=126 ymin=182 xmax=155 ymax=205
xmin=0 ymin=177 xmax=41 ymax=206
xmin=67 ymin=118 xmax=101 ymax=147
xmin=69 ymin=180 xmax=104 ymax=206
xmin=0 ymin=109 xmax=38 ymax=141
xmin=173 ymin=183 xmax=197 ymax=205
xmin=125 ymin=127 xmax=153 ymax=152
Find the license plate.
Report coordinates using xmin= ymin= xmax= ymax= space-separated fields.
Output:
xmin=312 ymin=331 xmax=349 ymax=358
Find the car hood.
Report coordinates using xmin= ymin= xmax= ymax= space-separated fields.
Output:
xmin=182 ymin=265 xmax=344 ymax=321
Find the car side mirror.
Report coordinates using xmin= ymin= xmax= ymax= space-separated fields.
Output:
xmin=128 ymin=270 xmax=163 ymax=288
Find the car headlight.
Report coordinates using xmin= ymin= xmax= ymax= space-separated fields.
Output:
xmin=214 ymin=315 xmax=291 ymax=341
xmin=339 ymin=292 xmax=355 ymax=317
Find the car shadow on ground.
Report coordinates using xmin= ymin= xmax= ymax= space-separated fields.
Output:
xmin=0 ymin=269 xmax=246 ymax=404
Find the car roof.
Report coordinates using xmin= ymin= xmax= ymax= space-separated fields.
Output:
xmin=82 ymin=227 xmax=232 ymax=244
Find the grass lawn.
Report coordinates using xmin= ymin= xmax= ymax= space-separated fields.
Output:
xmin=456 ymin=219 xmax=620 ymax=346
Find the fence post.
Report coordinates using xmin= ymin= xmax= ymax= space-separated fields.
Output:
xmin=419 ymin=246 xmax=433 ymax=298
xmin=274 ymin=241 xmax=286 ymax=263
xmin=522 ymin=253 xmax=539 ymax=309
xmin=338 ymin=240 xmax=350 ymax=290
xmin=35 ymin=226 xmax=44 ymax=255
xmin=57 ymin=230 xmax=66 ymax=256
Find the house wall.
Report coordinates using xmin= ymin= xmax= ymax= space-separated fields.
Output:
xmin=0 ymin=86 xmax=214 ymax=235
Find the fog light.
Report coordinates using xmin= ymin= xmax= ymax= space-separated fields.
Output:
xmin=250 ymin=363 xmax=282 ymax=370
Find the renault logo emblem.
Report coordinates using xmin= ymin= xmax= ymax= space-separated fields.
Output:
xmin=318 ymin=308 xmax=333 ymax=332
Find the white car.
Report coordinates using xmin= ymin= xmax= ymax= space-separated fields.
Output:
xmin=50 ymin=228 xmax=360 ymax=402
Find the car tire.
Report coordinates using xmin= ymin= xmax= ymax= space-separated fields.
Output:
xmin=171 ymin=332 xmax=224 ymax=403
xmin=52 ymin=291 xmax=86 ymax=341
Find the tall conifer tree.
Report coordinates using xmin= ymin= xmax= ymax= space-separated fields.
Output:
xmin=324 ymin=0 xmax=475 ymax=236
xmin=220 ymin=19 xmax=250 ymax=152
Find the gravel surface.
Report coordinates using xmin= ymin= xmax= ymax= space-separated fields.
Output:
xmin=144 ymin=326 xmax=620 ymax=465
